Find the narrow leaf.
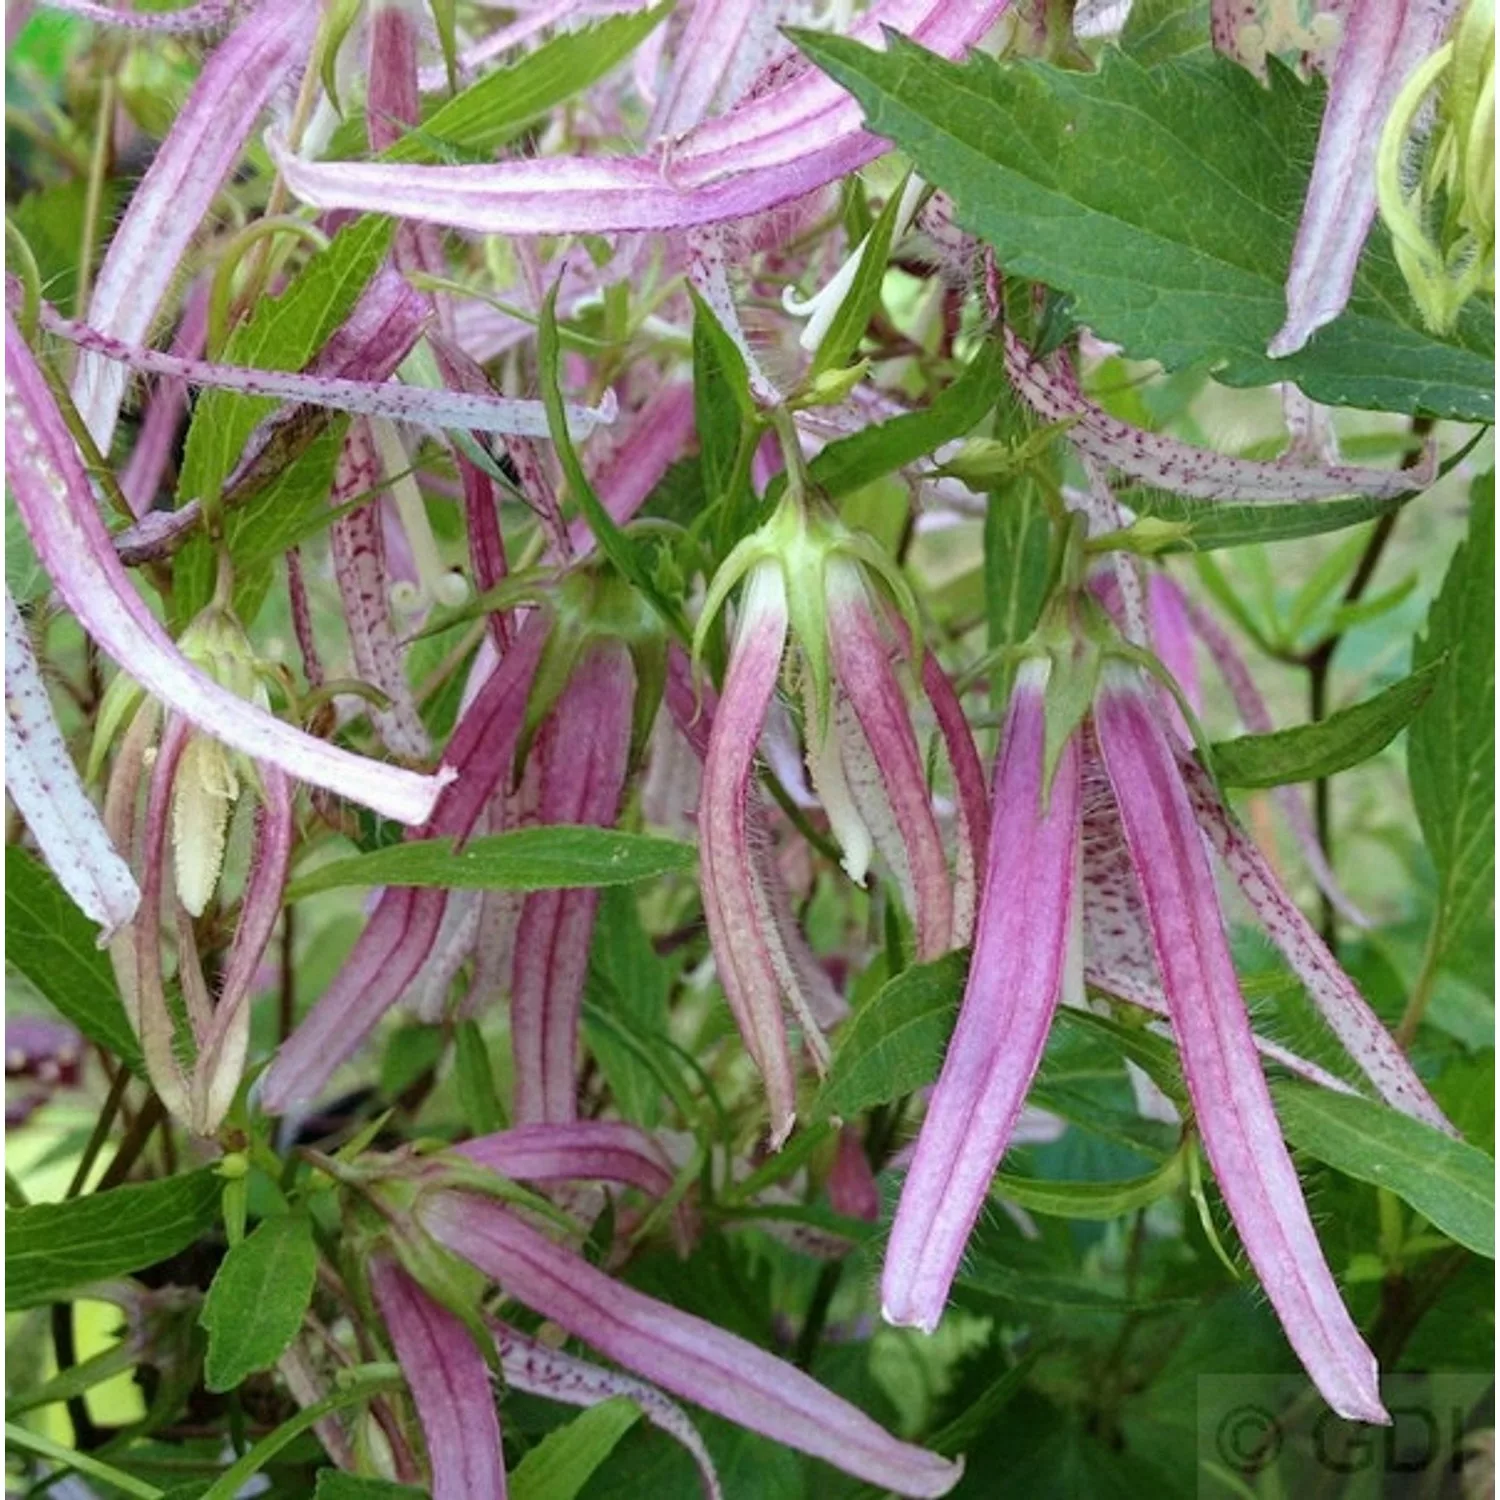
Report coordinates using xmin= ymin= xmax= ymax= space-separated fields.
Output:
xmin=508 ymin=1397 xmax=641 ymax=1500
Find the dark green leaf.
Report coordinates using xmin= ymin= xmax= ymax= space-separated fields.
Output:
xmin=809 ymin=170 xmax=908 ymax=378
xmin=287 ymin=827 xmax=696 ymax=899
xmin=7 ymin=1170 xmax=221 ymax=1309
xmin=807 ymin=338 xmax=1007 ymax=498
xmin=509 ymin=1397 xmax=641 ymax=1500
xmin=200 ymin=1213 xmax=319 ymax=1392
xmin=1120 ymin=0 xmax=1212 ymax=64
xmin=984 ymin=481 xmax=1053 ymax=709
xmin=791 ymin=36 xmax=1494 ymax=419
xmin=5 ymin=845 xmax=141 ymax=1071
xmin=816 ymin=951 xmax=967 ymax=1119
xmin=1122 ymin=489 xmax=1412 ymax=552
xmin=314 ymin=1475 xmax=426 ymax=1500
xmin=455 ymin=1019 xmax=506 ymax=1134
xmin=1209 ymin=659 xmax=1443 ymax=788
xmin=1408 ymin=482 xmax=1495 ymax=967
xmin=992 ymin=1150 xmax=1185 ymax=1220
xmin=1274 ymin=1082 xmax=1495 ymax=1258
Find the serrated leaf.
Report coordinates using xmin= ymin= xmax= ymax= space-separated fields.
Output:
xmin=286 ymin=827 xmax=696 ymax=899
xmin=7 ymin=1171 xmax=221 ymax=1309
xmin=200 ymin=1212 xmax=318 ymax=1392
xmin=509 ymin=1397 xmax=641 ymax=1500
xmin=5 ymin=845 xmax=142 ymax=1071
xmin=1209 ymin=659 xmax=1442 ymax=788
xmin=806 ymin=337 xmax=1007 ymax=499
xmin=1408 ymin=483 xmax=1495 ymax=969
xmin=172 ymin=216 xmax=394 ymax=625
xmin=1273 ymin=1082 xmax=1495 ymax=1259
xmin=793 ymin=36 xmax=1494 ymax=419
xmin=1122 ymin=489 xmax=1411 ymax=552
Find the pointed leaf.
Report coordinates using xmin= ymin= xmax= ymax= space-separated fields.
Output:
xmin=509 ymin=1397 xmax=642 ymax=1500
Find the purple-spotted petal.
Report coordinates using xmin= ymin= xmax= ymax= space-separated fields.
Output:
xmin=420 ymin=1191 xmax=963 ymax=1497
xmin=1006 ymin=329 xmax=1435 ymax=499
xmin=1094 ymin=670 xmax=1385 ymax=1423
xmin=5 ymin=589 xmax=140 ymax=936
xmin=5 ymin=320 xmax=450 ymax=825
xmin=883 ymin=661 xmax=1082 ymax=1331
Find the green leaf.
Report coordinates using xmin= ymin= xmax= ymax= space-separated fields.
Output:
xmin=1274 ymin=1082 xmax=1495 ymax=1259
xmin=806 ymin=337 xmax=1007 ymax=498
xmin=287 ymin=827 xmax=696 ymax=899
xmin=1408 ymin=482 xmax=1495 ymax=967
xmin=313 ymin=1476 xmax=426 ymax=1500
xmin=1209 ymin=659 xmax=1443 ymax=789
xmin=992 ymin=1149 xmax=1185 ymax=1221
xmin=1120 ymin=0 xmax=1212 ymax=65
xmin=7 ymin=1170 xmax=221 ymax=1309
xmin=809 ymin=170 xmax=909 ymax=378
xmin=384 ymin=7 xmax=670 ymax=164
xmin=816 ymin=951 xmax=967 ymax=1120
xmin=508 ymin=1397 xmax=641 ymax=1500
xmin=984 ymin=481 xmax=1053 ymax=710
xmin=172 ymin=216 xmax=394 ymax=624
xmin=200 ymin=1212 xmax=319 ymax=1392
xmin=455 ymin=1019 xmax=506 ymax=1134
xmin=5 ymin=845 xmax=141 ymax=1071
xmin=1121 ymin=489 xmax=1412 ymax=552
xmin=791 ymin=36 xmax=1494 ymax=419
xmin=689 ymin=285 xmax=756 ymax=551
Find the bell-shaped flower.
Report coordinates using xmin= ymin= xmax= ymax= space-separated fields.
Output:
xmin=883 ymin=582 xmax=1451 ymax=1423
xmin=695 ymin=483 xmax=983 ymax=1145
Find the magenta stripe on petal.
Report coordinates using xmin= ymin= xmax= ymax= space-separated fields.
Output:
xmin=4 ymin=317 xmax=451 ymax=826
xmin=883 ymin=661 xmax=1081 ymax=1331
xmin=370 ymin=1258 xmax=507 ymax=1500
xmin=458 ymin=1122 xmax=676 ymax=1200
xmin=1094 ymin=671 xmax=1385 ymax=1422
xmin=420 ymin=1192 xmax=963 ymax=1497
xmin=71 ymin=0 xmax=315 ymax=450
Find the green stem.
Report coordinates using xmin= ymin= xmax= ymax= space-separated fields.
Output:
xmin=65 ymin=1066 xmax=131 ymax=1200
xmin=793 ymin=1261 xmax=845 ymax=1372
xmin=1395 ymin=905 xmax=1444 ymax=1049
xmin=5 ymin=1422 xmax=162 ymax=1500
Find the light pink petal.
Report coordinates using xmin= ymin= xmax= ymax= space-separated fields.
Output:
xmin=492 ymin=1320 xmax=722 ymax=1500
xmin=649 ymin=0 xmax=760 ymax=138
xmin=5 ymin=589 xmax=140 ymax=936
xmin=459 ymin=1121 xmax=676 ymax=1200
xmin=883 ymin=662 xmax=1082 ymax=1331
xmin=420 ymin=1192 xmax=963 ymax=1497
xmin=370 ymin=1258 xmax=507 ymax=1500
xmin=35 ymin=0 xmax=235 ymax=32
xmin=1095 ymin=671 xmax=1385 ymax=1422
xmin=1006 ymin=329 xmax=1435 ymax=500
xmin=1269 ymin=0 xmax=1458 ymax=356
xmin=5 ymin=319 xmax=450 ymax=825
xmin=71 ymin=0 xmax=316 ymax=450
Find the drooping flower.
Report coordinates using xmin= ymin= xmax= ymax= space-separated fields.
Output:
xmin=695 ymin=480 xmax=983 ymax=1144
xmin=883 ymin=585 xmax=1450 ymax=1421
xmin=1267 ymin=0 xmax=1461 ymax=357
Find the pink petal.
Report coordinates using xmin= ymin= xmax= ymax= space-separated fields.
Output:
xmin=1094 ymin=671 xmax=1385 ymax=1423
xmin=71 ymin=0 xmax=316 ymax=450
xmin=649 ymin=0 xmax=761 ymax=139
xmin=35 ymin=0 xmax=235 ymax=32
xmin=370 ymin=1258 xmax=507 ymax=1500
xmin=4 ymin=319 xmax=451 ymax=825
xmin=510 ymin=644 xmax=636 ymax=1125
xmin=5 ymin=589 xmax=140 ymax=936
xmin=458 ymin=1121 xmax=676 ymax=1200
xmin=420 ymin=1191 xmax=964 ymax=1497
xmin=882 ymin=662 xmax=1082 ymax=1331
xmin=1006 ymin=329 xmax=1435 ymax=500
xmin=1269 ymin=0 xmax=1458 ymax=356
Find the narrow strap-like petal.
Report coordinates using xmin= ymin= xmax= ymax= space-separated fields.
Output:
xmin=1095 ymin=672 xmax=1385 ymax=1422
xmin=1176 ymin=750 xmax=1452 ymax=1134
xmin=883 ymin=661 xmax=1082 ymax=1331
xmin=4 ymin=589 xmax=139 ymax=936
xmin=5 ymin=318 xmax=452 ymax=826
xmin=370 ymin=1259 xmax=507 ymax=1500
xmin=492 ymin=1320 xmax=722 ymax=1500
xmin=420 ymin=1192 xmax=963 ymax=1497
xmin=458 ymin=1122 xmax=676 ymax=1200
